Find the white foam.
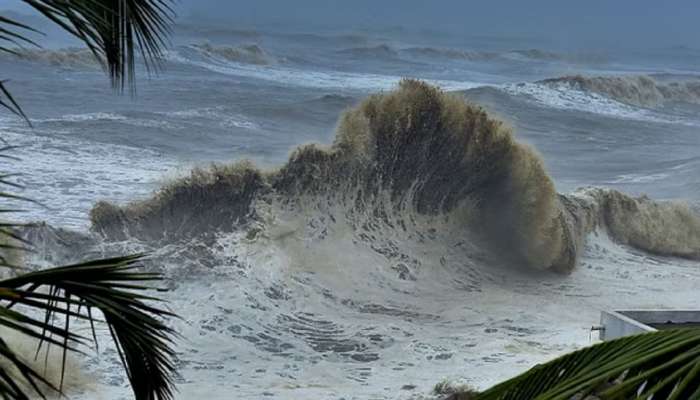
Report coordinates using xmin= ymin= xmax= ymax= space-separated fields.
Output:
xmin=166 ymin=50 xmax=482 ymax=92
xmin=162 ymin=106 xmax=259 ymax=130
xmin=501 ymin=82 xmax=699 ymax=126
xmin=608 ymin=172 xmax=671 ymax=184
xmin=167 ymin=50 xmax=700 ymax=127
xmin=47 ymin=112 xmax=127 ymax=123
xmin=54 ymin=211 xmax=700 ymax=400
xmin=167 ymin=52 xmax=700 ymax=126
xmin=34 ymin=112 xmax=180 ymax=129
xmin=0 ymin=128 xmax=181 ymax=230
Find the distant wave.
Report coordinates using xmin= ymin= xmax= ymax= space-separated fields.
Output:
xmin=165 ymin=49 xmax=480 ymax=91
xmin=402 ymin=46 xmax=499 ymax=61
xmin=401 ymin=46 xmax=603 ymax=63
xmin=499 ymin=82 xmax=672 ymax=122
xmin=0 ymin=47 xmax=100 ymax=68
xmin=277 ymin=32 xmax=369 ymax=46
xmin=91 ymin=81 xmax=700 ymax=275
xmin=341 ymin=45 xmax=555 ymax=62
xmin=504 ymin=48 xmax=563 ymax=61
xmin=341 ymin=45 xmax=548 ymax=62
xmin=337 ymin=44 xmax=399 ymax=59
xmin=190 ymin=43 xmax=278 ymax=65
xmin=539 ymin=75 xmax=700 ymax=107
xmin=498 ymin=77 xmax=700 ymax=126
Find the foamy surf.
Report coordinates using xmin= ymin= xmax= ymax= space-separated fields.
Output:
xmin=165 ymin=49 xmax=483 ymax=92
xmin=500 ymin=81 xmax=699 ymax=126
xmin=539 ymin=75 xmax=700 ymax=107
xmin=161 ymin=48 xmax=700 ymax=125
xmin=17 ymin=81 xmax=700 ymax=400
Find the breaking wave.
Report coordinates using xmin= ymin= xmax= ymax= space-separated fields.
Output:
xmin=190 ymin=43 xmax=278 ymax=65
xmin=0 ymin=47 xmax=100 ymax=69
xmin=402 ymin=47 xmax=499 ymax=61
xmin=337 ymin=45 xmax=572 ymax=63
xmin=539 ymin=75 xmax=700 ymax=107
xmin=400 ymin=46 xmax=603 ymax=63
xmin=504 ymin=49 xmax=562 ymax=61
xmin=90 ymin=80 xmax=700 ymax=275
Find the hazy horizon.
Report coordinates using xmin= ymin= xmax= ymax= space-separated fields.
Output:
xmin=2 ymin=1 xmax=700 ymax=51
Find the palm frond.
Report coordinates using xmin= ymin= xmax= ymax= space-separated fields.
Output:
xmin=0 ymin=254 xmax=178 ymax=400
xmin=21 ymin=0 xmax=175 ymax=91
xmin=0 ymin=1 xmax=174 ymax=118
xmin=0 ymin=4 xmax=178 ymax=398
xmin=0 ymin=335 xmax=60 ymax=400
xmin=0 ymin=173 xmax=31 ymax=269
xmin=475 ymin=328 xmax=700 ymax=400
xmin=0 ymin=14 xmax=41 ymax=53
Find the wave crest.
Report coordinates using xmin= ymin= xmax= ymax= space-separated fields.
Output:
xmin=338 ymin=45 xmax=574 ymax=63
xmin=91 ymin=162 xmax=267 ymax=241
xmin=539 ymin=75 xmax=700 ymax=107
xmin=586 ymin=189 xmax=700 ymax=259
xmin=190 ymin=43 xmax=277 ymax=65
xmin=90 ymin=80 xmax=700 ymax=273
xmin=402 ymin=47 xmax=602 ymax=63
xmin=402 ymin=46 xmax=498 ymax=61
xmin=0 ymin=47 xmax=100 ymax=68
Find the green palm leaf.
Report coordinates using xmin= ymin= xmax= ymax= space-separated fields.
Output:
xmin=14 ymin=0 xmax=174 ymax=89
xmin=0 ymin=81 xmax=30 ymax=125
xmin=0 ymin=254 xmax=178 ymax=400
xmin=476 ymin=328 xmax=700 ymax=400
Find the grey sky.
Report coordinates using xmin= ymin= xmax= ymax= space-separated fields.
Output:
xmin=175 ymin=1 xmax=700 ymax=49
xmin=1 ymin=1 xmax=698 ymax=49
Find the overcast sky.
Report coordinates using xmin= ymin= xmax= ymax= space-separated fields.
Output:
xmin=2 ymin=1 xmax=699 ymax=49
xmin=179 ymin=1 xmax=700 ymax=48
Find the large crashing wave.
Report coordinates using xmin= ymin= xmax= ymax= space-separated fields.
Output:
xmin=539 ymin=75 xmax=700 ymax=107
xmin=90 ymin=80 xmax=700 ymax=273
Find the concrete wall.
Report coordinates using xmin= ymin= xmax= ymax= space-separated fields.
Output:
xmin=600 ymin=311 xmax=655 ymax=341
xmin=600 ymin=310 xmax=700 ymax=341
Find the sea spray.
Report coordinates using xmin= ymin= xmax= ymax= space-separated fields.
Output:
xmin=91 ymin=162 xmax=267 ymax=241
xmin=90 ymin=80 xmax=700 ymax=273
xmin=569 ymin=188 xmax=700 ymax=260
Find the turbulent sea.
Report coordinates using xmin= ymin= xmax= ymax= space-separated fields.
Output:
xmin=1 ymin=20 xmax=700 ymax=399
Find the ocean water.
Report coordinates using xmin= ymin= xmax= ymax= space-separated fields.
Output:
xmin=1 ymin=19 xmax=700 ymax=400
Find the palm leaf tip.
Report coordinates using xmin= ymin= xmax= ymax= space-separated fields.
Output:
xmin=0 ymin=255 xmax=178 ymax=400
xmin=0 ymin=80 xmax=30 ymax=125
